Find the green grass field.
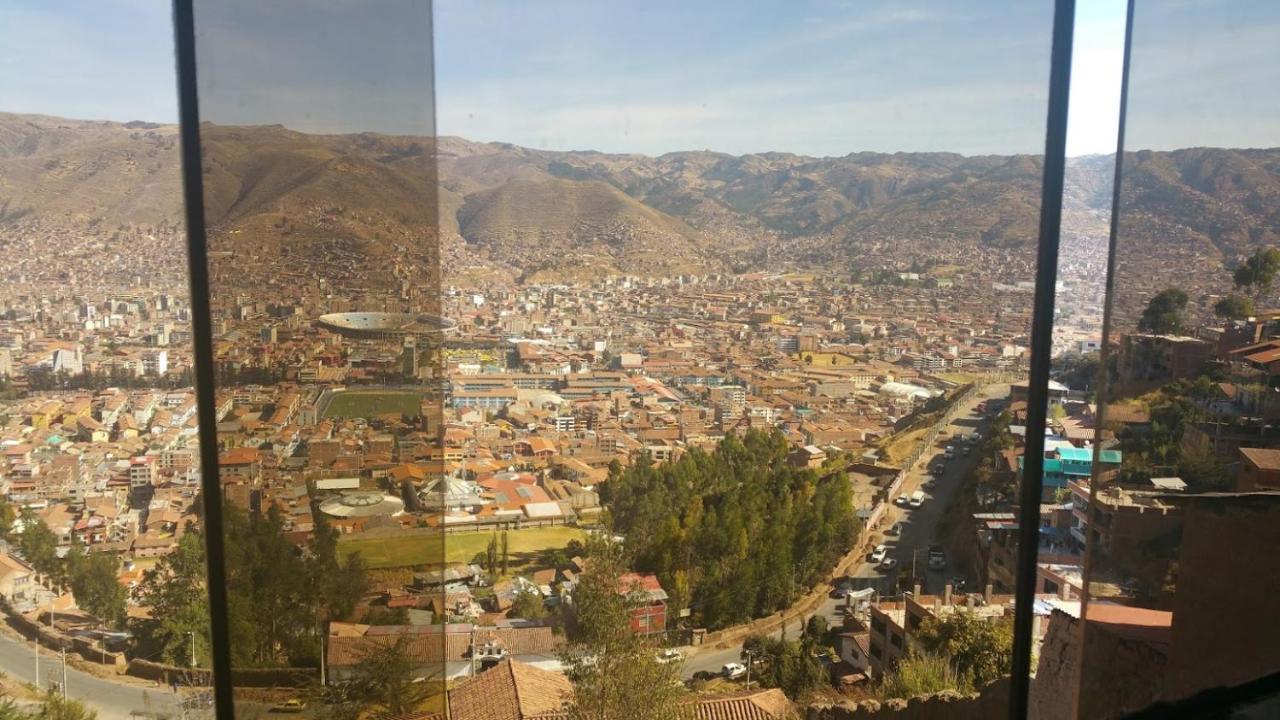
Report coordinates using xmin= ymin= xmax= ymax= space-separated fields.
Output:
xmin=337 ymin=526 xmax=586 ymax=570
xmin=323 ymin=390 xmax=422 ymax=419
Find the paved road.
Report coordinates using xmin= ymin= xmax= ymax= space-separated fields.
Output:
xmin=0 ymin=630 xmax=183 ymax=720
xmin=683 ymin=383 xmax=1009 ymax=679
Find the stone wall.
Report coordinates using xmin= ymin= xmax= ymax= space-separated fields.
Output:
xmin=806 ymin=679 xmax=1009 ymax=720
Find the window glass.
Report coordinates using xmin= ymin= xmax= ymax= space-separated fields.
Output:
xmin=1034 ymin=1 xmax=1280 ymax=718
xmin=432 ymin=0 xmax=1057 ymax=713
xmin=187 ymin=1 xmax=444 ymax=716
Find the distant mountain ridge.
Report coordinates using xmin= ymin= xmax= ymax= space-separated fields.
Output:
xmin=2 ymin=112 xmax=1278 ymax=280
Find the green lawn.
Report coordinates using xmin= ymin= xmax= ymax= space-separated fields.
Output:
xmin=323 ymin=390 xmax=422 ymax=419
xmin=337 ymin=526 xmax=586 ymax=570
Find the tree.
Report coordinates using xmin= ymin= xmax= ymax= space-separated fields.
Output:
xmin=68 ymin=552 xmax=128 ymax=628
xmin=27 ymin=692 xmax=96 ymax=720
xmin=1213 ymin=293 xmax=1255 ymax=320
xmin=913 ymin=611 xmax=1013 ymax=686
xmin=879 ymin=652 xmax=973 ymax=700
xmin=132 ymin=529 xmax=211 ymax=668
xmin=509 ymin=586 xmax=548 ymax=621
xmin=607 ymin=430 xmax=857 ymax=631
xmin=0 ymin=498 xmax=16 ymax=542
xmin=0 ymin=694 xmax=27 ymax=720
xmin=485 ymin=535 xmax=499 ymax=577
xmin=1137 ymin=288 xmax=1188 ymax=335
xmin=741 ymin=628 xmax=827 ymax=701
xmin=344 ymin=635 xmax=435 ymax=719
xmin=562 ymin=537 xmax=690 ymax=720
xmin=18 ymin=508 xmax=59 ymax=577
xmin=1233 ymin=247 xmax=1280 ymax=305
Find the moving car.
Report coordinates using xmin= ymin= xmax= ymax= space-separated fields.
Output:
xmin=909 ymin=490 xmax=926 ymax=508
xmin=927 ymin=545 xmax=947 ymax=571
xmin=931 ymin=464 xmax=944 ymax=476
xmin=657 ymin=648 xmax=684 ymax=664
xmin=869 ymin=544 xmax=888 ymax=564
xmin=944 ymin=446 xmax=956 ymax=459
xmin=722 ymin=662 xmax=747 ymax=680
xmin=879 ymin=557 xmax=899 ymax=570
xmin=887 ymin=522 xmax=904 ymax=536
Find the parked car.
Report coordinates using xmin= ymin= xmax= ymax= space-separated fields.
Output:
xmin=895 ymin=495 xmax=910 ymax=507
xmin=271 ymin=699 xmax=307 ymax=714
xmin=657 ymin=648 xmax=684 ymax=664
xmin=887 ymin=522 xmax=904 ymax=536
xmin=909 ymin=490 xmax=926 ymax=508
xmin=722 ymin=662 xmax=747 ymax=680
xmin=962 ymin=446 xmax=971 ymax=457
xmin=944 ymin=446 xmax=956 ymax=459
xmin=879 ymin=557 xmax=899 ymax=570
xmin=931 ymin=464 xmax=944 ymax=476
xmin=951 ymin=576 xmax=968 ymax=592
xmin=869 ymin=544 xmax=888 ymax=564
xmin=928 ymin=545 xmax=947 ymax=571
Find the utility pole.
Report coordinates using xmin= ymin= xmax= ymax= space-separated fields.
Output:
xmin=61 ymin=646 xmax=67 ymax=699
xmin=189 ymin=631 xmax=197 ymax=668
xmin=744 ymin=650 xmax=753 ymax=690
xmin=34 ymin=633 xmax=39 ymax=689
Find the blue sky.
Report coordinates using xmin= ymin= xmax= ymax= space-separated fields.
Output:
xmin=0 ymin=1 xmax=1275 ymax=157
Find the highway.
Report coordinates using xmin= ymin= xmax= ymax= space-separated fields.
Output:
xmin=0 ymin=629 xmax=183 ymax=720
xmin=683 ymin=383 xmax=1009 ymax=679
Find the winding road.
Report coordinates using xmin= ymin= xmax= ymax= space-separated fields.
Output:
xmin=0 ymin=630 xmax=183 ymax=720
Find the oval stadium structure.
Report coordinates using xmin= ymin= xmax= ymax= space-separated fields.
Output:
xmin=318 ymin=491 xmax=406 ymax=519
xmin=316 ymin=312 xmax=457 ymax=340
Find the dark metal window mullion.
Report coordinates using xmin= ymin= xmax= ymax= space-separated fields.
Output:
xmin=172 ymin=1 xmax=237 ymax=718
xmin=1009 ymin=0 xmax=1077 ymax=718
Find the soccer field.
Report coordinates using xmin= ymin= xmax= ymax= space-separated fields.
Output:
xmin=337 ymin=526 xmax=586 ymax=569
xmin=323 ymin=390 xmax=423 ymax=419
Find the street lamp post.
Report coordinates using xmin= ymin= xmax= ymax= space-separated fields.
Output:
xmin=744 ymin=650 xmax=753 ymax=690
xmin=188 ymin=631 xmax=197 ymax=668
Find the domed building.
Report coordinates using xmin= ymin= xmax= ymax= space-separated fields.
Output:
xmin=418 ymin=470 xmax=488 ymax=513
xmin=318 ymin=491 xmax=406 ymax=519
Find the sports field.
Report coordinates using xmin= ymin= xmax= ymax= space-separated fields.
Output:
xmin=337 ymin=526 xmax=586 ymax=570
xmin=323 ymin=390 xmax=422 ymax=419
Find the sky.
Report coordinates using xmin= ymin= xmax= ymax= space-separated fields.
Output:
xmin=0 ymin=0 xmax=1276 ymax=157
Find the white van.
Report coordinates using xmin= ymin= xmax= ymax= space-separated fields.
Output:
xmin=908 ymin=490 xmax=926 ymax=508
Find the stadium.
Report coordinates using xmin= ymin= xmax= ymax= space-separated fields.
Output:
xmin=316 ymin=312 xmax=457 ymax=340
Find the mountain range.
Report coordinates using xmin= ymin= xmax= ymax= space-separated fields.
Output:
xmin=2 ymin=112 xmax=1278 ymax=283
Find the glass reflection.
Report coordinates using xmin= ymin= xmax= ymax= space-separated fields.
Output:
xmin=1034 ymin=1 xmax=1280 ymax=718
xmin=188 ymin=0 xmax=444 ymax=716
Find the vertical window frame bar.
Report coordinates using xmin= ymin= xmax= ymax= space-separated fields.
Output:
xmin=1076 ymin=0 xmax=1136 ymax=716
xmin=1009 ymin=0 xmax=1077 ymax=717
xmin=171 ymin=1 xmax=237 ymax=717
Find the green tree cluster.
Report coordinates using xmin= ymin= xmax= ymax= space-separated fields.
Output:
xmin=1138 ymin=288 xmax=1188 ymax=335
xmin=65 ymin=547 xmax=128 ymax=628
xmin=741 ymin=619 xmax=828 ymax=700
xmin=603 ymin=430 xmax=858 ymax=630
xmin=1233 ymin=247 xmax=1280 ymax=305
xmin=133 ymin=503 xmax=369 ymax=669
xmin=913 ymin=611 xmax=1013 ymax=686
